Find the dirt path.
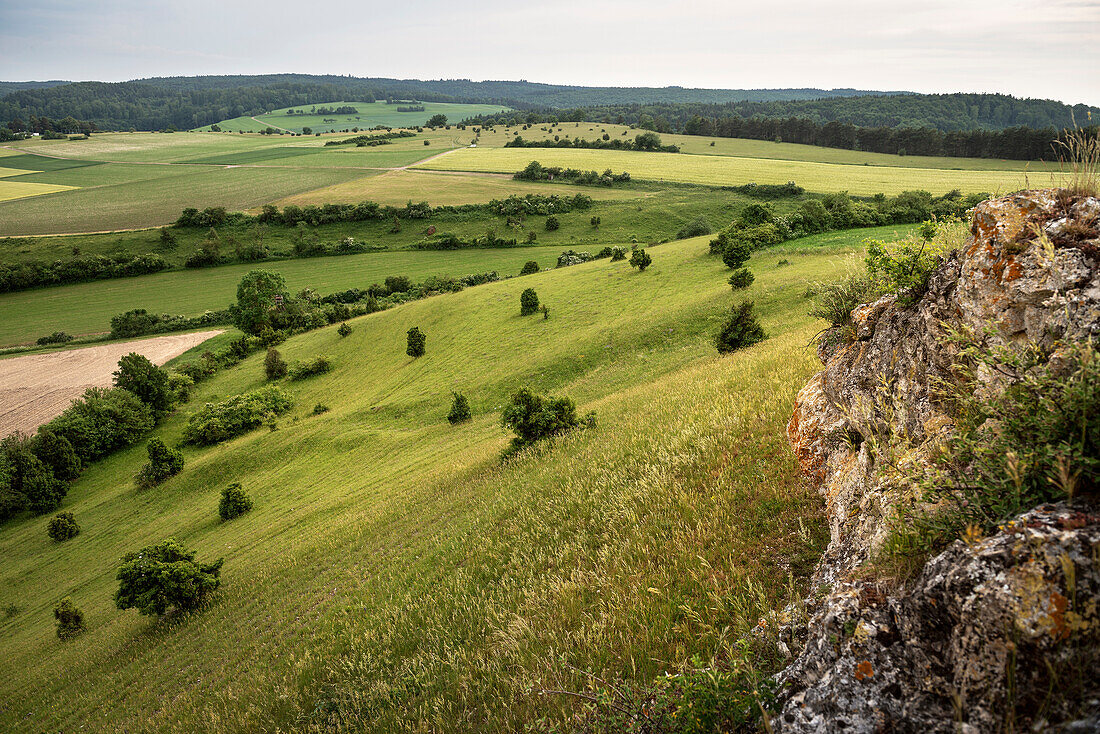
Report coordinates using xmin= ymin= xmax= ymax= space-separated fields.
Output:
xmin=0 ymin=330 xmax=222 ymax=437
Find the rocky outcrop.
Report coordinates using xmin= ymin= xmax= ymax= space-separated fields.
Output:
xmin=776 ymin=190 xmax=1100 ymax=732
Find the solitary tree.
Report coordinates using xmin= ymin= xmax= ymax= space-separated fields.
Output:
xmin=448 ymin=392 xmax=472 ymax=424
xmin=716 ymin=301 xmax=767 ymax=354
xmin=54 ymin=597 xmax=85 ymax=639
xmin=425 ymin=114 xmax=447 ymax=128
xmin=520 ymin=288 xmax=540 ymax=315
xmin=135 ymin=438 xmax=184 ymax=489
xmin=265 ymin=348 xmax=288 ymax=379
xmin=520 ymin=260 xmax=540 ymax=275
xmin=115 ymin=538 xmax=223 ymax=616
xmin=630 ymin=248 xmax=652 ymax=271
xmin=406 ymin=327 xmax=426 ymax=357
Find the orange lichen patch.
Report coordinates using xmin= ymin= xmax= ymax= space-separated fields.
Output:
xmin=787 ymin=372 xmax=828 ymax=480
xmin=1049 ymin=591 xmax=1071 ymax=642
xmin=854 ymin=660 xmax=874 ymax=681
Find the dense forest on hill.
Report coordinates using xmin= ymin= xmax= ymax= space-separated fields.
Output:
xmin=0 ymin=75 xmax=896 ymax=131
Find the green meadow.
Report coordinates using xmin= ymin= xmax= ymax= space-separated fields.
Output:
xmin=0 ymin=232 xmax=839 ymax=731
xmin=195 ymin=100 xmax=512 ymax=133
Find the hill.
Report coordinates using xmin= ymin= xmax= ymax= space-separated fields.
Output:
xmin=0 ymin=230 xmax=843 ymax=731
xmin=0 ymin=75 xmax=901 ymax=131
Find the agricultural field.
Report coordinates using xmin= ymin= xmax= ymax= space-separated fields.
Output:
xmin=0 ymin=330 xmax=223 ymax=436
xmin=270 ymin=169 xmax=645 ymax=207
xmin=0 ymin=232 xmax=837 ymax=731
xmin=0 ymin=245 xmax=573 ymax=345
xmin=417 ymin=146 xmax=1060 ymax=196
xmin=195 ymin=100 xmax=512 ymax=134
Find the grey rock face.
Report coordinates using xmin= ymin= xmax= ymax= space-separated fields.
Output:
xmin=777 ymin=191 xmax=1100 ymax=731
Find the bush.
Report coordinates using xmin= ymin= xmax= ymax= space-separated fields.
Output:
xmin=0 ymin=435 xmax=67 ymax=516
xmin=610 ymin=246 xmax=627 ymax=262
xmin=629 ymin=248 xmax=652 ymax=271
xmin=219 ymin=483 xmax=253 ymax=521
xmin=520 ymin=260 xmax=540 ymax=276
xmin=44 ymin=387 xmax=155 ymax=463
xmin=114 ymin=352 xmax=172 ymax=417
xmin=716 ymin=302 xmax=767 ymax=354
xmin=500 ymin=387 xmax=587 ymax=455
xmin=808 ymin=272 xmax=877 ymax=328
xmin=337 ymin=322 xmax=352 ymax=337
xmin=47 ymin=511 xmax=80 ymax=541
xmin=31 ymin=430 xmax=81 ymax=481
xmin=54 ymin=597 xmax=85 ymax=639
xmin=676 ymin=216 xmax=713 ymax=240
xmin=135 ymin=438 xmax=184 ymax=489
xmin=545 ymin=215 xmax=560 ymax=231
xmin=36 ymin=331 xmax=73 ymax=346
xmin=289 ymin=355 xmax=333 ymax=380
xmin=264 ymin=348 xmax=288 ymax=379
xmin=168 ymin=372 xmax=194 ymax=404
xmin=115 ymin=538 xmax=223 ymax=616
xmin=448 ymin=392 xmax=472 ymax=424
xmin=864 ymin=238 xmax=945 ymax=306
xmin=385 ymin=275 xmax=411 ymax=294
xmin=312 ymin=403 xmax=329 ymax=415
xmin=182 ymin=386 xmax=291 ymax=445
xmin=520 ymin=288 xmax=540 ymax=315
xmin=721 ymin=239 xmax=751 ymax=270
xmin=406 ymin=327 xmax=426 ymax=358
xmin=728 ymin=269 xmax=755 ymax=290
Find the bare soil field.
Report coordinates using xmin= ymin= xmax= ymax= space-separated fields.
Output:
xmin=0 ymin=330 xmax=221 ymax=437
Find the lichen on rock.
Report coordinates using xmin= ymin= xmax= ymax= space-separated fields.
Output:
xmin=776 ymin=190 xmax=1100 ymax=731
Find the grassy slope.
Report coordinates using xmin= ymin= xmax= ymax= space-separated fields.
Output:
xmin=417 ymin=146 xmax=1060 ymax=196
xmin=0 ymin=233 xmax=842 ymax=731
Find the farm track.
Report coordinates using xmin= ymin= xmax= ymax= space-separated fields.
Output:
xmin=0 ymin=330 xmax=222 ymax=437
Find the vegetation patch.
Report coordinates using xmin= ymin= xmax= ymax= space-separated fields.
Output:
xmin=181 ymin=385 xmax=291 ymax=446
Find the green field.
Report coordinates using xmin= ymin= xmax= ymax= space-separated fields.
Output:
xmin=0 ymin=245 xmax=571 ymax=345
xmin=197 ymin=101 xmax=512 ymax=134
xmin=417 ymin=146 xmax=1060 ymax=196
xmin=0 ymin=231 xmax=839 ymax=731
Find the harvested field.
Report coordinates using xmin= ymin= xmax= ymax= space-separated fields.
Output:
xmin=0 ymin=330 xmax=222 ymax=437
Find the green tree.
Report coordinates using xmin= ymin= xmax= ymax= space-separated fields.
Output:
xmin=520 ymin=260 xmax=540 ymax=275
xmin=135 ymin=438 xmax=184 ymax=489
xmin=425 ymin=114 xmax=447 ymax=127
xmin=630 ymin=248 xmax=652 ymax=271
xmin=47 ymin=511 xmax=80 ymax=541
xmin=115 ymin=538 xmax=223 ymax=616
xmin=722 ymin=239 xmax=751 ymax=270
xmin=219 ymin=483 xmax=253 ymax=520
xmin=54 ymin=597 xmax=85 ymax=639
xmin=716 ymin=301 xmax=767 ymax=353
xmin=406 ymin=327 xmax=426 ymax=357
xmin=520 ymin=288 xmax=540 ymax=315
xmin=448 ymin=392 xmax=472 ymax=424
xmin=113 ymin=353 xmax=172 ymax=417
xmin=231 ymin=270 xmax=289 ymax=335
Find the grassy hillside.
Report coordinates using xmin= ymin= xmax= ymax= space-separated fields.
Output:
xmin=0 ymin=231 xmax=846 ymax=731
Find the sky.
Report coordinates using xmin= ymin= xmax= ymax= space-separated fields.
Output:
xmin=1 ymin=0 xmax=1098 ymax=105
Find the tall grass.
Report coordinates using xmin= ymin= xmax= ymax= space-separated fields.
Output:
xmin=1053 ymin=126 xmax=1100 ymax=196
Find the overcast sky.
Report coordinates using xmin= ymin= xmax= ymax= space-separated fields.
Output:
xmin=1 ymin=0 xmax=1097 ymax=105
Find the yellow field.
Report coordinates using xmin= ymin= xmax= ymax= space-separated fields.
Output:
xmin=416 ymin=147 xmax=1063 ymax=196
xmin=272 ymin=169 xmax=647 ymax=207
xmin=0 ymin=180 xmax=78 ymax=202
xmin=0 ymin=165 xmax=40 ymax=178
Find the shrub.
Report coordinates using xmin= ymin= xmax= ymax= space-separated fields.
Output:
xmin=864 ymin=238 xmax=946 ymax=306
xmin=0 ymin=435 xmax=67 ymax=516
xmin=520 ymin=260 xmax=540 ymax=276
xmin=520 ymin=288 xmax=540 ymax=316
xmin=135 ymin=438 xmax=184 ymax=489
xmin=231 ymin=270 xmax=289 ymax=335
xmin=43 ymin=387 xmax=154 ymax=463
xmin=289 ymin=355 xmax=333 ymax=380
xmin=312 ymin=403 xmax=329 ymax=415
xmin=716 ymin=302 xmax=767 ymax=354
xmin=676 ymin=216 xmax=713 ymax=239
xmin=54 ymin=597 xmax=85 ymax=639
xmin=728 ymin=269 xmax=755 ymax=290
xmin=721 ymin=239 xmax=751 ymax=270
xmin=406 ymin=327 xmax=426 ymax=357
xmin=545 ymin=215 xmax=560 ymax=231
xmin=167 ymin=372 xmax=194 ymax=404
xmin=500 ymin=387 xmax=587 ymax=455
xmin=264 ymin=348 xmax=288 ymax=379
xmin=113 ymin=352 xmax=172 ymax=417
xmin=526 ymin=231 xmax=537 ymax=243
xmin=219 ymin=483 xmax=253 ymax=521
xmin=385 ymin=275 xmax=411 ymax=294
xmin=448 ymin=392 xmax=472 ymax=424
xmin=47 ymin=511 xmax=80 ymax=541
xmin=31 ymin=430 xmax=81 ymax=481
xmin=36 ymin=331 xmax=73 ymax=346
xmin=610 ymin=246 xmax=627 ymax=262
xmin=115 ymin=538 xmax=223 ymax=616
xmin=629 ymin=248 xmax=652 ymax=271
xmin=182 ymin=386 xmax=291 ymax=445
xmin=337 ymin=322 xmax=352 ymax=337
